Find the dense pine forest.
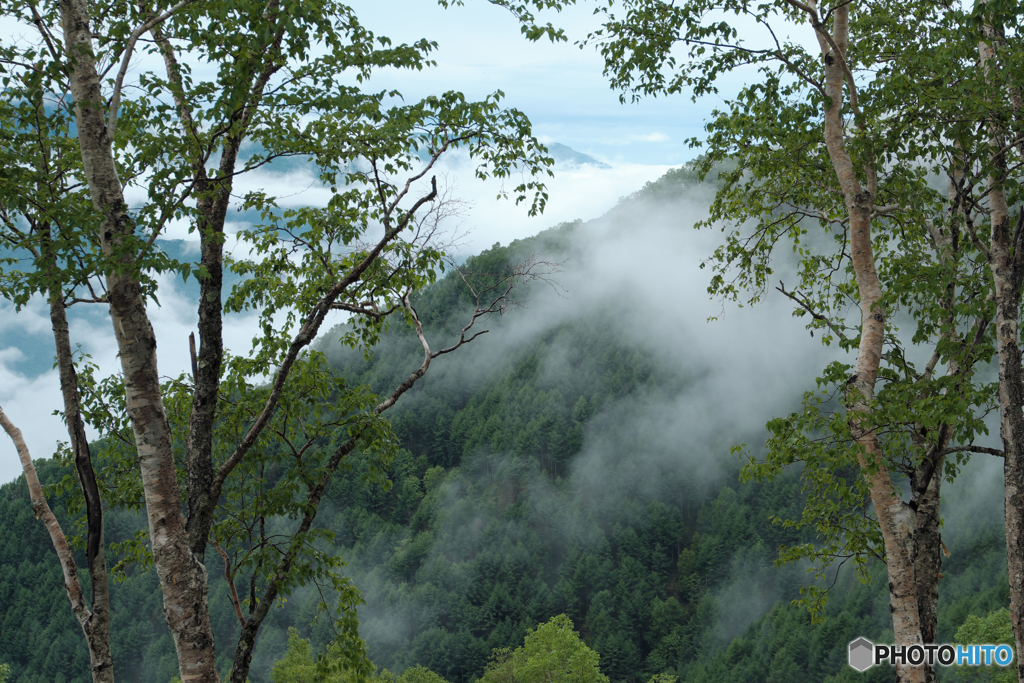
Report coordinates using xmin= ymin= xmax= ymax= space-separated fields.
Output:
xmin=0 ymin=171 xmax=1011 ymax=683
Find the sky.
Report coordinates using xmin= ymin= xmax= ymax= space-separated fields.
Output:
xmin=342 ymin=0 xmax=720 ymax=166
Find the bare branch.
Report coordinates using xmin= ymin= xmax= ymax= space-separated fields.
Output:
xmin=373 ymin=291 xmax=433 ymax=414
xmin=212 ymin=543 xmax=246 ymax=627
xmin=961 ymin=208 xmax=992 ymax=262
xmin=917 ymin=345 xmax=942 ymax=383
xmin=329 ymin=301 xmax=399 ymax=320
xmin=0 ymin=405 xmax=91 ymax=624
xmin=764 ymin=23 xmax=826 ymax=100
xmin=872 ymin=204 xmax=901 ymax=216
xmin=213 ymin=176 xmax=440 ymax=492
xmin=28 ymin=3 xmax=61 ymax=64
xmin=782 ymin=0 xmax=821 ymax=19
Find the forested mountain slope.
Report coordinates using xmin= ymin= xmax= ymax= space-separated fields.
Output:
xmin=0 ymin=168 xmax=1010 ymax=683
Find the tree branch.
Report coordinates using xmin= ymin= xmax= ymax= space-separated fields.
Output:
xmin=776 ymin=280 xmax=850 ymax=344
xmin=212 ymin=542 xmax=246 ymax=627
xmin=212 ymin=176 xmax=439 ymax=493
xmin=106 ymin=0 xmax=202 ymax=141
xmin=0 ymin=406 xmax=91 ymax=625
xmin=29 ymin=2 xmax=61 ymax=63
xmin=937 ymin=445 xmax=1005 ymax=458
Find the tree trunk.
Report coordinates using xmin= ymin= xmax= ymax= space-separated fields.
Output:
xmin=57 ymin=0 xmax=221 ymax=679
xmin=147 ymin=24 xmax=227 ymax=563
xmin=913 ymin=465 xmax=942 ymax=683
xmin=147 ymin=15 xmax=284 ymax=563
xmin=46 ymin=269 xmax=115 ymax=683
xmin=814 ymin=7 xmax=925 ymax=681
xmin=0 ymin=407 xmax=115 ymax=683
xmin=908 ymin=167 xmax=982 ymax=683
xmin=976 ymin=17 xmax=1024 ymax=683
xmin=990 ymin=172 xmax=1024 ymax=683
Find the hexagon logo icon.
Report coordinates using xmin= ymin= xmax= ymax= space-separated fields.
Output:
xmin=849 ymin=637 xmax=874 ymax=671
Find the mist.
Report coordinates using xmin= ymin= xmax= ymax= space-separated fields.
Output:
xmin=307 ymin=173 xmax=861 ymax=677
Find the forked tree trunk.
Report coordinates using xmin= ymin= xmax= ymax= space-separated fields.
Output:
xmin=147 ymin=20 xmax=282 ymax=563
xmin=147 ymin=24 xmax=228 ymax=564
xmin=57 ymin=0 xmax=221 ymax=679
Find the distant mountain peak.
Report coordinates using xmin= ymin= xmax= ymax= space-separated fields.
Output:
xmin=546 ymin=143 xmax=611 ymax=169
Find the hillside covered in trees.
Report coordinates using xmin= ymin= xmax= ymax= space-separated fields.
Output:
xmin=0 ymin=170 xmax=1011 ymax=683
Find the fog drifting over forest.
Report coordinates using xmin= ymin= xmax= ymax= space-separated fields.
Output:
xmin=0 ymin=151 xmax=670 ymax=483
xmin=0 ymin=149 xmax=1006 ymax=530
xmin=308 ymin=171 xmax=1009 ymax=663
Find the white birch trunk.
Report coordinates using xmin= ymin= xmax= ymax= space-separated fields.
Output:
xmin=811 ymin=7 xmax=925 ymax=681
xmin=57 ymin=0 xmax=221 ymax=679
xmin=978 ymin=23 xmax=1024 ymax=683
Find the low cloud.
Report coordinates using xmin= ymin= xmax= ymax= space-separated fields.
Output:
xmin=631 ymin=132 xmax=671 ymax=143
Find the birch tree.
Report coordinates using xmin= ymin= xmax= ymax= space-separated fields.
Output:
xmin=0 ymin=0 xmax=557 ymax=681
xmin=0 ymin=46 xmax=146 ymax=683
xmin=540 ymin=1 xmax=1024 ymax=682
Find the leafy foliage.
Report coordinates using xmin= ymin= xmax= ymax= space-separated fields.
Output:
xmin=479 ymin=614 xmax=607 ymax=683
xmin=575 ymin=0 xmax=1018 ymax=627
xmin=2 ymin=0 xmax=562 ymax=677
xmin=953 ymin=609 xmax=1015 ymax=683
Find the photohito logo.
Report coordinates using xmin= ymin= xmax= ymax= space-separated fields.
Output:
xmin=848 ymin=638 xmax=1015 ymax=671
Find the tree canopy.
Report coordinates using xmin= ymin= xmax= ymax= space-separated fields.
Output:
xmin=479 ymin=614 xmax=608 ymax=683
xmin=562 ymin=0 xmax=1023 ymax=680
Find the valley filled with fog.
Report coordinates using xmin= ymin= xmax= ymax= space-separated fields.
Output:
xmin=0 ymin=162 xmax=1008 ymax=683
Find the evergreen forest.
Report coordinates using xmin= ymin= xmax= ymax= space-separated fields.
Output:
xmin=0 ymin=171 xmax=1012 ymax=683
